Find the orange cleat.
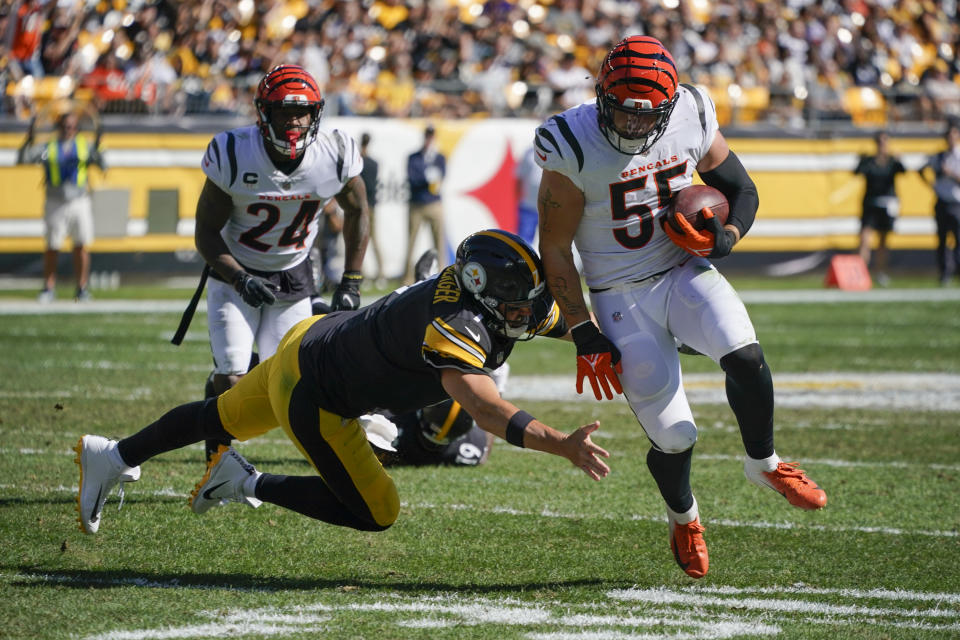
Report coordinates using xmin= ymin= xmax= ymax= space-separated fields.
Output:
xmin=746 ymin=460 xmax=827 ymax=510
xmin=669 ymin=516 xmax=709 ymax=579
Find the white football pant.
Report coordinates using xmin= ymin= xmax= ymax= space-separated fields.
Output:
xmin=206 ymin=277 xmax=313 ymax=375
xmin=590 ymin=257 xmax=757 ymax=453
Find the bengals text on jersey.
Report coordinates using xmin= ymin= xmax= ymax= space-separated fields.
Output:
xmin=533 ymin=84 xmax=719 ymax=290
xmin=201 ymin=124 xmax=361 ymax=274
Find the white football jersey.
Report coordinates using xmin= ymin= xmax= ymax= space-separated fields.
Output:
xmin=534 ymin=85 xmax=719 ymax=289
xmin=201 ymin=124 xmax=362 ymax=272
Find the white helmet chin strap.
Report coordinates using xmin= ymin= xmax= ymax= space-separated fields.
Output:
xmin=614 ymin=130 xmax=647 ymax=154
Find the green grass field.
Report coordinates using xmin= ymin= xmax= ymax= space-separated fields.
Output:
xmin=1 ymin=283 xmax=959 ymax=639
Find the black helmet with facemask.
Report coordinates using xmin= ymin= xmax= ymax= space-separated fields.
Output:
xmin=455 ymin=229 xmax=554 ymax=341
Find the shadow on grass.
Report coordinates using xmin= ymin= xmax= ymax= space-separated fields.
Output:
xmin=7 ymin=565 xmax=637 ymax=594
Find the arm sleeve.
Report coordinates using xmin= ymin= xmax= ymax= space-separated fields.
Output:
xmin=699 ymin=150 xmax=759 ymax=237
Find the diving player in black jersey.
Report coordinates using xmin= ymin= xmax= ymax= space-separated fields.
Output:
xmin=74 ymin=229 xmax=611 ymax=536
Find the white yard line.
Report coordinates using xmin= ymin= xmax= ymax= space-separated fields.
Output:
xmin=0 ymin=575 xmax=952 ymax=640
xmin=506 ymin=373 xmax=960 ymax=411
xmin=3 ymin=370 xmax=958 ymax=411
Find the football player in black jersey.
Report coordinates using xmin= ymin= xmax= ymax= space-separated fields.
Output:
xmin=74 ymin=229 xmax=611 ymax=536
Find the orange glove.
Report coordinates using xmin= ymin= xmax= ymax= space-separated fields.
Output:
xmin=572 ymin=321 xmax=623 ymax=401
xmin=661 ymin=206 xmax=718 ymax=257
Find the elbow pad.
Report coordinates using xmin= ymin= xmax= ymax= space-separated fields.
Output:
xmin=700 ymin=152 xmax=759 ymax=237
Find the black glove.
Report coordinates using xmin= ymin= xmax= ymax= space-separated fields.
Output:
xmin=232 ymin=272 xmax=278 ymax=308
xmin=705 ymin=213 xmax=737 ymax=259
xmin=571 ymin=321 xmax=623 ymax=401
xmin=331 ymin=270 xmax=363 ymax=311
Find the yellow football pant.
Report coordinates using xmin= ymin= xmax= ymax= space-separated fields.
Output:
xmin=216 ymin=315 xmax=399 ymax=528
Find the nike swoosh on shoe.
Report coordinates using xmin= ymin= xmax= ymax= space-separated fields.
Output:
xmin=202 ymin=481 xmax=229 ymax=500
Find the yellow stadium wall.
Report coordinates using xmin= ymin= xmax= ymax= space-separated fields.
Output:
xmin=0 ymin=123 xmax=948 ymax=256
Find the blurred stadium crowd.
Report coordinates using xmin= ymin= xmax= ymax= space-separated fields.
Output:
xmin=1 ymin=0 xmax=958 ymax=129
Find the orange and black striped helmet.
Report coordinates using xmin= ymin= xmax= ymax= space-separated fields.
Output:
xmin=255 ymin=64 xmax=324 ymax=159
xmin=595 ymin=36 xmax=679 ymax=155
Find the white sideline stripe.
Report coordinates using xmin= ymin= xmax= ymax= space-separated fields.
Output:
xmin=506 ymin=373 xmax=960 ymax=411
xmin=6 ymin=363 xmax=959 ymax=410
xmin=610 ymin=587 xmax=959 ymax=619
xmin=2 ymin=287 xmax=960 ymax=316
xmin=0 ymin=300 xmax=203 ymax=315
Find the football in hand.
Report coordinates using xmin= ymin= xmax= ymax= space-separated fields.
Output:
xmin=666 ymin=185 xmax=729 ymax=233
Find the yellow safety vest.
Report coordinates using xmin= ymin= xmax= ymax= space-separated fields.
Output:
xmin=46 ymin=135 xmax=89 ymax=188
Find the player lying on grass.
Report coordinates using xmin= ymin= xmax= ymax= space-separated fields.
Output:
xmin=361 ymin=362 xmax=510 ymax=468
xmin=74 ymin=230 xmax=610 ymax=534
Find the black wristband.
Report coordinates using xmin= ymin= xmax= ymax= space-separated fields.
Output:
xmin=570 ymin=320 xmax=598 ymax=346
xmin=506 ymin=410 xmax=534 ymax=448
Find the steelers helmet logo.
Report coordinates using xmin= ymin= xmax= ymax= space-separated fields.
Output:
xmin=461 ymin=262 xmax=487 ymax=294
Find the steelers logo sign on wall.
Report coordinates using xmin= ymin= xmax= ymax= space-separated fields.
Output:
xmin=461 ymin=262 xmax=487 ymax=294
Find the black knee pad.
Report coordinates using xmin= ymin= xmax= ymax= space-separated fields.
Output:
xmin=720 ymin=343 xmax=765 ymax=378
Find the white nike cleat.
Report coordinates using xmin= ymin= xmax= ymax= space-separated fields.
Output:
xmin=74 ymin=435 xmax=141 ymax=534
xmin=189 ymin=446 xmax=262 ymax=514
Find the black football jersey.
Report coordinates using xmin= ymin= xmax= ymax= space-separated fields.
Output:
xmin=298 ymin=266 xmax=566 ymax=417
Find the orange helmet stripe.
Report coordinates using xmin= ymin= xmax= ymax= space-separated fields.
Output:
xmin=599 ymin=36 xmax=677 ymax=104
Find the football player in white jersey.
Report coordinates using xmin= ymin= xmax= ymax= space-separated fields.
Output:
xmin=535 ymin=36 xmax=826 ymax=579
xmin=195 ymin=64 xmax=370 ymax=460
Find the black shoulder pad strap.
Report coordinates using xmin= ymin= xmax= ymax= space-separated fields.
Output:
xmin=681 ymin=83 xmax=706 ymax=133
xmin=171 ymin=265 xmax=210 ymax=345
